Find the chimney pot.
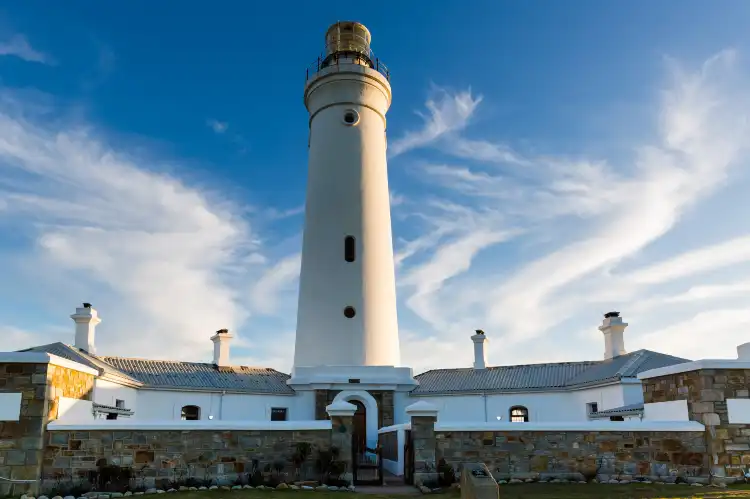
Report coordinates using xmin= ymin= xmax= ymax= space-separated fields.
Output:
xmin=71 ymin=303 xmax=101 ymax=354
xmin=471 ymin=330 xmax=488 ymax=370
xmin=210 ymin=328 xmax=234 ymax=366
xmin=599 ymin=311 xmax=628 ymax=360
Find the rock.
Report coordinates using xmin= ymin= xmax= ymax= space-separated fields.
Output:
xmin=52 ymin=495 xmax=63 ymax=499
xmin=64 ymin=496 xmax=76 ymax=499
xmin=156 ymin=492 xmax=165 ymax=495
xmin=208 ymin=487 xmax=218 ymax=491
xmin=231 ymin=486 xmax=242 ymax=490
xmin=124 ymin=494 xmax=133 ymax=498
xmin=111 ymin=494 xmax=123 ymax=499
xmin=167 ymin=490 xmax=176 ymax=493
xmin=315 ymin=486 xmax=328 ymax=491
xmin=619 ymin=480 xmax=631 ymax=484
xmin=198 ymin=487 xmax=207 ymax=491
xmin=276 ymin=484 xmax=288 ymax=490
xmin=242 ymin=485 xmax=252 ymax=489
xmin=301 ymin=486 xmax=314 ymax=490
xmin=256 ymin=486 xmax=265 ymax=490
xmin=39 ymin=495 xmax=50 ymax=499
xmin=691 ymin=483 xmax=704 ymax=487
xmin=327 ymin=486 xmax=338 ymax=491
xmin=347 ymin=486 xmax=355 ymax=492
xmin=144 ymin=491 xmax=157 ymax=496
xmin=289 ymin=485 xmax=299 ymax=490
xmin=418 ymin=486 xmax=431 ymax=494
xmin=508 ymin=479 xmax=523 ymax=484
xmin=496 ymin=480 xmax=507 ymax=485
xmin=608 ymin=479 xmax=619 ymax=484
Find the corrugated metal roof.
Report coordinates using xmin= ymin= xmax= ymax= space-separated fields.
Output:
xmin=412 ymin=349 xmax=690 ymax=395
xmin=589 ymin=402 xmax=644 ymax=418
xmin=20 ymin=342 xmax=142 ymax=385
xmin=102 ymin=357 xmax=295 ymax=394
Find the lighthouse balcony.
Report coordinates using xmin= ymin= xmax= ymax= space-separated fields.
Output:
xmin=305 ymin=52 xmax=390 ymax=82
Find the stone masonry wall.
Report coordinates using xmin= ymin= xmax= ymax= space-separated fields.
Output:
xmin=435 ymin=430 xmax=708 ymax=481
xmin=0 ymin=362 xmax=95 ymax=496
xmin=43 ymin=429 xmax=333 ymax=490
xmin=643 ymin=369 xmax=750 ymax=478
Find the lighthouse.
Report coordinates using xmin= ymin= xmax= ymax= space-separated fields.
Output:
xmin=292 ymin=22 xmax=402 ymax=371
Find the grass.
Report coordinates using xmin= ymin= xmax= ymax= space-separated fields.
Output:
xmin=167 ymin=484 xmax=750 ymax=499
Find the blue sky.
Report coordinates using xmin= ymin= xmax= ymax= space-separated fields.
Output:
xmin=2 ymin=1 xmax=750 ymax=373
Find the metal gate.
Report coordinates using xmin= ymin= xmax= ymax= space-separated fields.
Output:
xmin=352 ymin=440 xmax=383 ymax=485
xmin=403 ymin=430 xmax=414 ymax=485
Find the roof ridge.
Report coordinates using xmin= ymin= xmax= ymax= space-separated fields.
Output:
xmin=105 ymin=356 xmax=280 ymax=371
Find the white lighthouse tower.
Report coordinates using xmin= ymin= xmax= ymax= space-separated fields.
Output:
xmin=289 ymin=22 xmax=416 ymax=392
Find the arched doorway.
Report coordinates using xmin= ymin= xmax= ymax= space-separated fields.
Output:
xmin=351 ymin=400 xmax=367 ymax=453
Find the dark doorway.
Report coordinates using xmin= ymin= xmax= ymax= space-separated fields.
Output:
xmin=351 ymin=400 xmax=367 ymax=451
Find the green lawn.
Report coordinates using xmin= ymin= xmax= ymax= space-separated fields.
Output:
xmin=166 ymin=484 xmax=750 ymax=499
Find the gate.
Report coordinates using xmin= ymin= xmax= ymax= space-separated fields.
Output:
xmin=403 ymin=430 xmax=414 ymax=485
xmin=352 ymin=440 xmax=383 ymax=485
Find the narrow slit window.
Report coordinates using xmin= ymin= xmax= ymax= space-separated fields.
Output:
xmin=345 ymin=236 xmax=356 ymax=262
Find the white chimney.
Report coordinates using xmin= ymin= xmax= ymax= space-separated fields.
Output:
xmin=71 ymin=302 xmax=101 ymax=354
xmin=599 ymin=311 xmax=627 ymax=360
xmin=211 ymin=329 xmax=234 ymax=367
xmin=471 ymin=330 xmax=488 ymax=370
xmin=737 ymin=343 xmax=750 ymax=360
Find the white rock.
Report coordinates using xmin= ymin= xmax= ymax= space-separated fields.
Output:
xmin=301 ymin=486 xmax=314 ymax=490
xmin=327 ymin=486 xmax=338 ymax=491
xmin=578 ymin=481 xmax=586 ymax=484
xmin=347 ymin=486 xmax=355 ymax=492
xmin=65 ymin=496 xmax=77 ymax=499
xmin=242 ymin=485 xmax=253 ymax=489
xmin=156 ymin=491 xmax=165 ymax=495
xmin=208 ymin=487 xmax=218 ymax=491
xmin=231 ymin=486 xmax=242 ymax=490
xmin=608 ymin=479 xmax=619 ymax=484
xmin=39 ymin=495 xmax=50 ymax=499
xmin=496 ymin=480 xmax=507 ymax=485
xmin=288 ymin=486 xmax=298 ymax=490
xmin=111 ymin=494 xmax=124 ymax=499
xmin=197 ymin=487 xmax=207 ymax=491
xmin=508 ymin=478 xmax=523 ymax=484
xmin=52 ymin=495 xmax=63 ymax=499
xmin=315 ymin=486 xmax=328 ymax=491
xmin=691 ymin=483 xmax=704 ymax=487
xmin=418 ymin=485 xmax=430 ymax=494
xmin=144 ymin=490 xmax=157 ymax=496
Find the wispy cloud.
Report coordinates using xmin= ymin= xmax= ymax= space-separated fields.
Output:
xmin=393 ymin=49 xmax=750 ymax=364
xmin=389 ymin=87 xmax=482 ymax=158
xmin=249 ymin=253 xmax=301 ymax=315
xmin=0 ymin=90 xmax=264 ymax=361
xmin=0 ymin=34 xmax=53 ymax=65
xmin=207 ymin=119 xmax=229 ymax=134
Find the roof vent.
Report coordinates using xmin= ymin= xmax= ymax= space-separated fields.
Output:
xmin=604 ymin=311 xmax=620 ymax=318
xmin=475 ymin=329 xmax=485 ymax=335
xmin=83 ymin=302 xmax=92 ymax=308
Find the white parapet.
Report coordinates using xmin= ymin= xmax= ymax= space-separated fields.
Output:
xmin=47 ymin=419 xmax=334 ymax=431
xmin=434 ymin=421 xmax=705 ymax=432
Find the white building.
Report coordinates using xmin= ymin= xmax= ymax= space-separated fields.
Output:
xmin=10 ymin=21 xmax=691 ymax=448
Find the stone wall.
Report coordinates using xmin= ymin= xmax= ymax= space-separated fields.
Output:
xmin=43 ymin=429 xmax=333 ymax=490
xmin=643 ymin=368 xmax=750 ymax=478
xmin=314 ymin=390 xmax=394 ymax=428
xmin=435 ymin=430 xmax=708 ymax=481
xmin=0 ymin=362 xmax=95 ymax=496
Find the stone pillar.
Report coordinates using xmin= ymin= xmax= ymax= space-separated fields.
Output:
xmin=326 ymin=400 xmax=357 ymax=486
xmin=406 ymin=400 xmax=439 ymax=487
xmin=641 ymin=364 xmax=750 ymax=482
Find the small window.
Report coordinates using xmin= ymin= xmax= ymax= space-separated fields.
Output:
xmin=510 ymin=406 xmax=529 ymax=423
xmin=344 ymin=236 xmax=356 ymax=262
xmin=342 ymin=109 xmax=359 ymax=126
xmin=610 ymin=416 xmax=624 ymax=421
xmin=348 ymin=378 xmax=361 ymax=384
xmin=115 ymin=399 xmax=125 ymax=409
xmin=106 ymin=413 xmax=118 ymax=420
xmin=271 ymin=408 xmax=288 ymax=421
xmin=343 ymin=306 xmax=356 ymax=318
xmin=181 ymin=405 xmax=201 ymax=421
xmin=587 ymin=402 xmax=598 ymax=415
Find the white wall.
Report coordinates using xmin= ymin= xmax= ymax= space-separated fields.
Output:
xmin=57 ymin=397 xmax=94 ymax=422
xmin=643 ymin=400 xmax=689 ymax=421
xmin=94 ymin=379 xmax=139 ymax=413
xmin=410 ymin=382 xmax=644 ymax=423
xmin=134 ymin=390 xmax=314 ymax=421
xmin=0 ymin=392 xmax=22 ymax=421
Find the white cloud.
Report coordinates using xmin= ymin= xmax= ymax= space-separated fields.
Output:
xmin=249 ymin=253 xmax=301 ymax=315
xmin=0 ymin=34 xmax=53 ymax=64
xmin=389 ymin=87 xmax=482 ymax=157
xmin=394 ymin=49 xmax=750 ymax=364
xmin=207 ymin=119 xmax=228 ymax=134
xmin=0 ymin=93 xmax=262 ymax=361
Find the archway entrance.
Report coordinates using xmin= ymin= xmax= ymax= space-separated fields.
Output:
xmin=351 ymin=400 xmax=367 ymax=452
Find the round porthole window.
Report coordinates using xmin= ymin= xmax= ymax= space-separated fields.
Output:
xmin=343 ymin=306 xmax=356 ymax=318
xmin=342 ymin=109 xmax=359 ymax=126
